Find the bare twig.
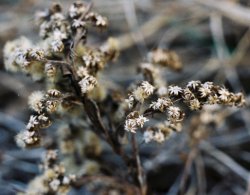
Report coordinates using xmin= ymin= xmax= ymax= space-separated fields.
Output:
xmin=122 ymin=0 xmax=148 ymax=57
xmin=73 ymin=3 xmax=93 ymax=52
xmin=228 ymin=29 xmax=250 ymax=67
xmin=180 ymin=148 xmax=197 ymax=195
xmin=194 ymin=152 xmax=206 ymax=195
xmin=131 ymin=134 xmax=147 ymax=195
xmin=201 ymin=142 xmax=250 ymax=182
xmin=209 ymin=12 xmax=250 ymax=135
xmin=195 ymin=0 xmax=250 ymax=26
xmin=117 ymin=12 xmax=169 ymax=51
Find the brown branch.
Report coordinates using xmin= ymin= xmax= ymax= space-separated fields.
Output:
xmin=73 ymin=2 xmax=93 ymax=52
xmin=228 ymin=29 xmax=250 ymax=67
xmin=195 ymin=152 xmax=206 ymax=195
xmin=195 ymin=0 xmax=250 ymax=26
xmin=131 ymin=134 xmax=147 ymax=195
xmin=116 ymin=13 xmax=169 ymax=51
xmin=55 ymin=58 xmax=132 ymax=167
xmin=201 ymin=142 xmax=249 ymax=182
xmin=179 ymin=148 xmax=197 ymax=195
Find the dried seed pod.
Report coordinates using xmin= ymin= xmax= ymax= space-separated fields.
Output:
xmin=126 ymin=111 xmax=140 ymax=119
xmin=86 ymin=12 xmax=108 ymax=28
xmin=149 ymin=48 xmax=182 ymax=71
xmin=132 ymin=81 xmax=155 ymax=102
xmin=45 ymin=63 xmax=56 ymax=78
xmin=182 ymin=88 xmax=195 ymax=102
xmin=28 ymin=48 xmax=45 ymax=61
xmin=187 ymin=80 xmax=201 ymax=91
xmin=38 ymin=114 xmax=52 ymax=129
xmin=233 ymin=92 xmax=246 ymax=107
xmin=168 ymin=85 xmax=183 ymax=97
xmin=72 ymin=19 xmax=86 ymax=28
xmin=167 ymin=106 xmax=185 ymax=123
xmin=15 ymin=130 xmax=41 ymax=148
xmin=50 ymin=39 xmax=64 ymax=52
xmin=78 ymin=75 xmax=98 ymax=94
xmin=46 ymin=100 xmax=59 ymax=113
xmin=100 ymin=37 xmax=119 ymax=61
xmin=150 ymin=97 xmax=172 ymax=112
xmin=47 ymin=89 xmax=62 ymax=98
xmin=76 ymin=66 xmax=89 ymax=78
xmin=69 ymin=1 xmax=87 ymax=18
xmin=28 ymin=91 xmax=45 ymax=113
xmin=125 ymin=111 xmax=149 ymax=133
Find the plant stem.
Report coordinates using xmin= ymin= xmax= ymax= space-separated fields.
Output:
xmin=131 ymin=134 xmax=147 ymax=195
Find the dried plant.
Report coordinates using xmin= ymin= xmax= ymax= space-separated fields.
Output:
xmin=3 ymin=1 xmax=246 ymax=195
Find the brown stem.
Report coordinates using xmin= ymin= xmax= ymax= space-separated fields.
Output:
xmin=52 ymin=58 xmax=131 ymax=166
xmin=131 ymin=134 xmax=147 ymax=195
xmin=73 ymin=3 xmax=93 ymax=52
xmin=194 ymin=0 xmax=250 ymax=27
xmin=179 ymin=148 xmax=197 ymax=195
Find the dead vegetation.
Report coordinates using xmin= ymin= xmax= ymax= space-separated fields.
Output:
xmin=0 ymin=0 xmax=250 ymax=195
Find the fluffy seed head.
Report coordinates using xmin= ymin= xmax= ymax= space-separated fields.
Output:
xmin=28 ymin=91 xmax=45 ymax=113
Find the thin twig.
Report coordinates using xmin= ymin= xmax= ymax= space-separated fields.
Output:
xmin=180 ymin=148 xmax=197 ymax=195
xmin=122 ymin=0 xmax=148 ymax=57
xmin=201 ymin=141 xmax=250 ymax=182
xmin=209 ymin=12 xmax=250 ymax=135
xmin=131 ymin=134 xmax=147 ymax=195
xmin=195 ymin=0 xmax=250 ymax=26
xmin=228 ymin=29 xmax=250 ymax=67
xmin=194 ymin=152 xmax=207 ymax=195
xmin=116 ymin=12 xmax=169 ymax=51
xmin=73 ymin=2 xmax=93 ymax=52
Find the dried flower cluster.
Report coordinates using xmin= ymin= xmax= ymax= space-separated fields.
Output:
xmin=123 ymin=80 xmax=245 ymax=143
xmin=4 ymin=2 xmax=118 ymax=149
xmin=16 ymin=89 xmax=63 ymax=148
xmin=148 ymin=48 xmax=182 ymax=71
xmin=4 ymin=1 xmax=116 ymax=84
xmin=3 ymin=1 xmax=247 ymax=195
xmin=22 ymin=150 xmax=76 ymax=195
xmin=124 ymin=111 xmax=149 ymax=133
xmin=127 ymin=81 xmax=155 ymax=104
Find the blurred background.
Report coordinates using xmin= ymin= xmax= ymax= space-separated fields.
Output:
xmin=0 ymin=0 xmax=250 ymax=194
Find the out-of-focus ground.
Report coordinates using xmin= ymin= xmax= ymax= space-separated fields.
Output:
xmin=0 ymin=0 xmax=250 ymax=194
